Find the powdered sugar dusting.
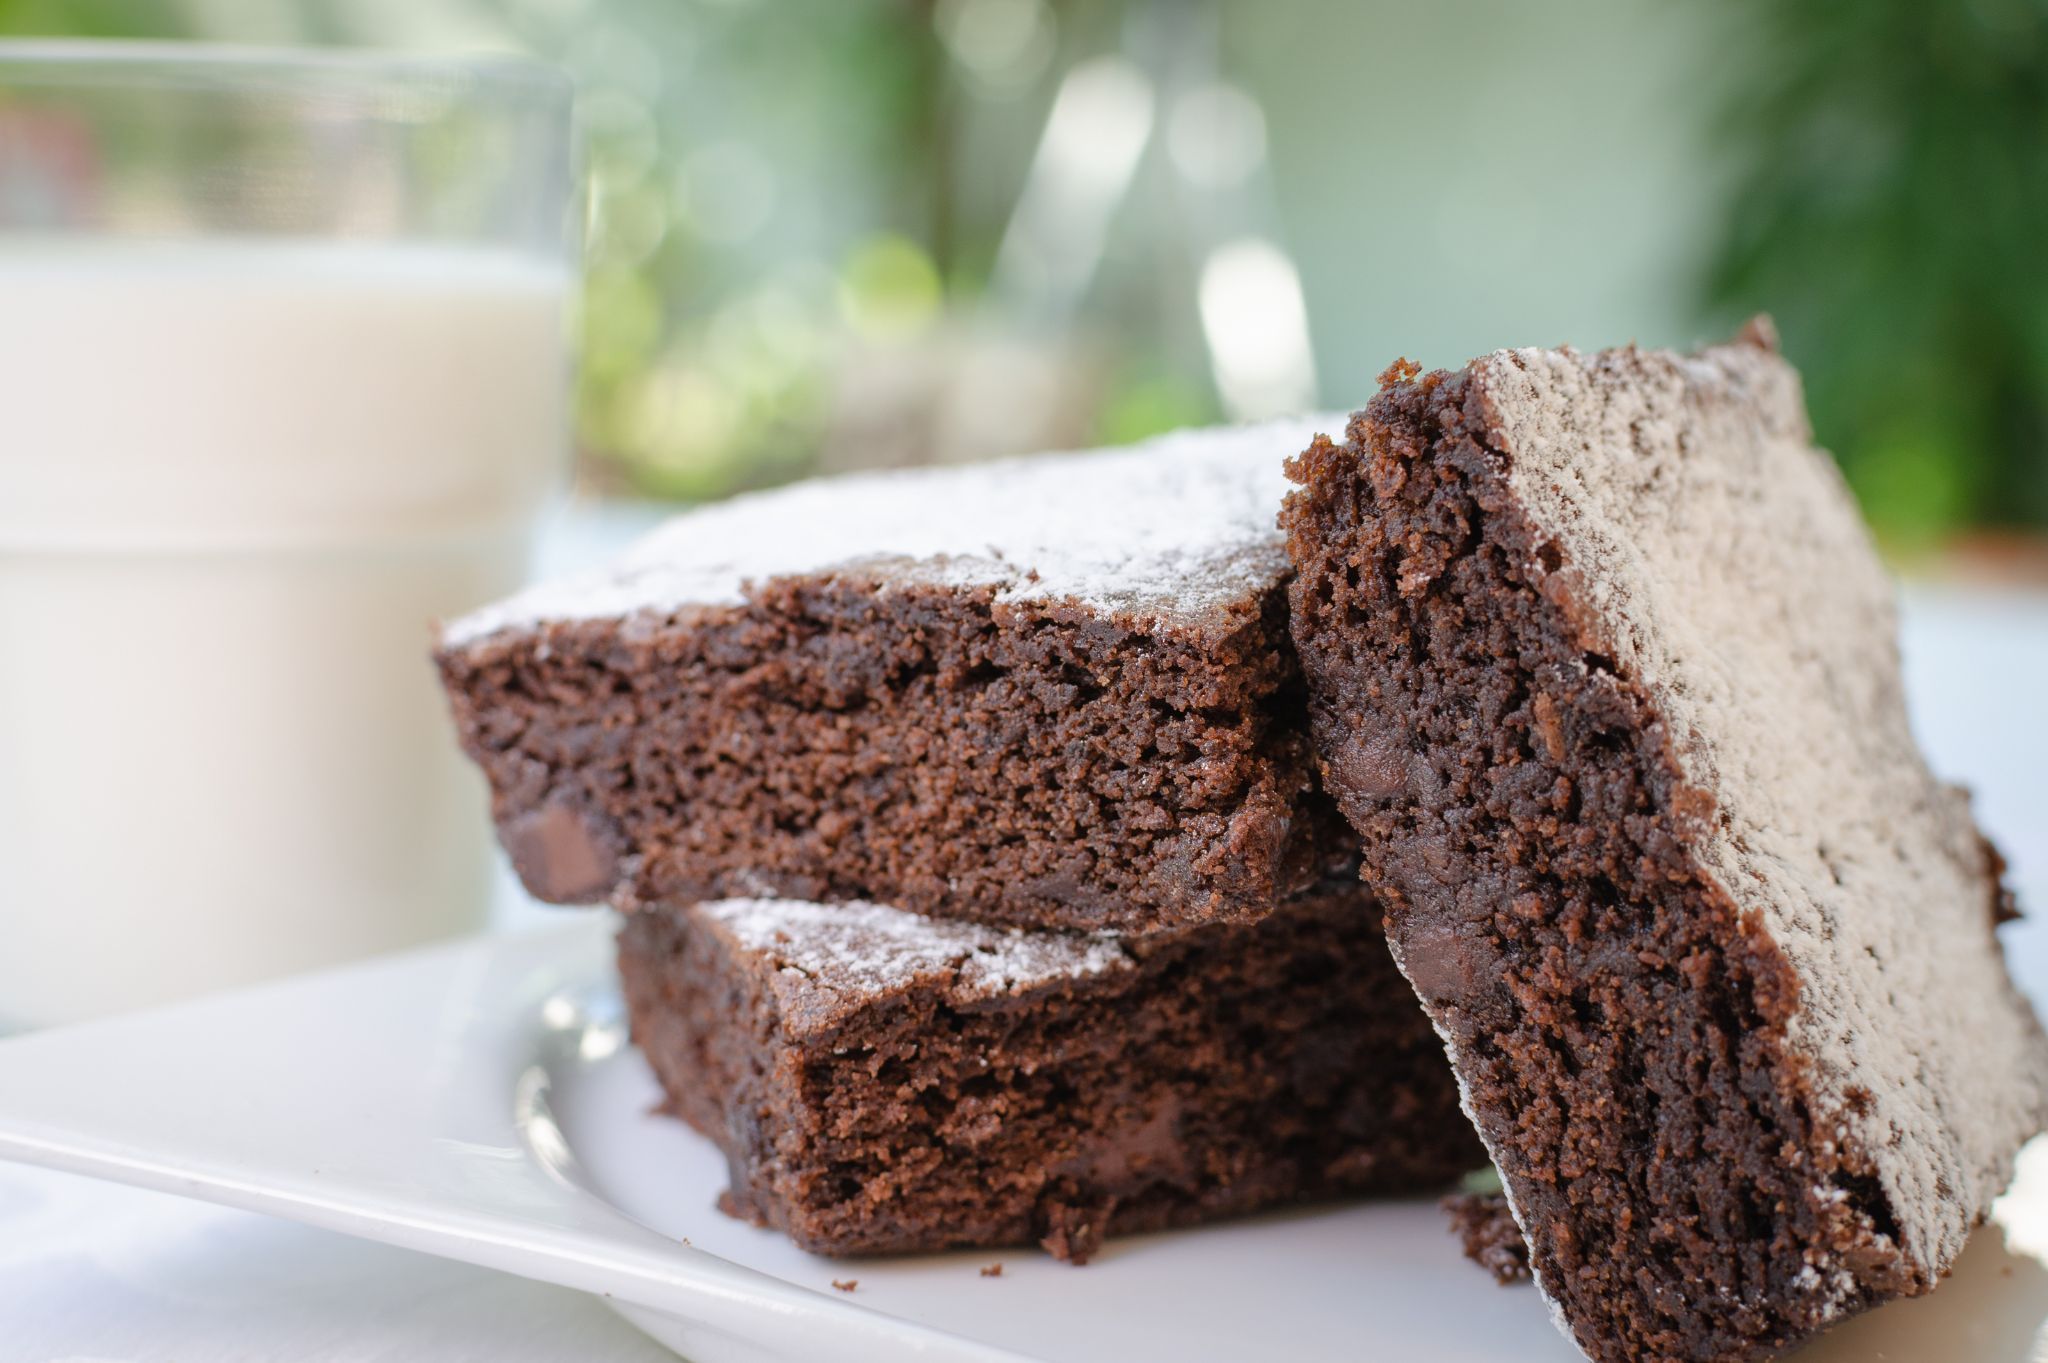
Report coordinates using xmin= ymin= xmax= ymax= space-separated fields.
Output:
xmin=444 ymin=417 xmax=1337 ymax=647
xmin=697 ymin=896 xmax=1131 ymax=1005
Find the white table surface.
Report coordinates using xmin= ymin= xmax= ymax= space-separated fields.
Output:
xmin=1 ymin=498 xmax=2043 ymax=1363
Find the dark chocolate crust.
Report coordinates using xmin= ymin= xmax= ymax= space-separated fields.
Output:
xmin=440 ymin=569 xmax=1349 ymax=935
xmin=1280 ymin=365 xmax=1907 ymax=1361
xmin=615 ymin=878 xmax=1483 ymax=1262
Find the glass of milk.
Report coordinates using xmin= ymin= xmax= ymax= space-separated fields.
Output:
xmin=0 ymin=43 xmax=575 ymax=1028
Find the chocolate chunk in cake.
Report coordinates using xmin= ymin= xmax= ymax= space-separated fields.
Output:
xmin=439 ymin=420 xmax=1351 ymax=935
xmin=1280 ymin=326 xmax=2048 ymax=1362
xmin=615 ymin=876 xmax=1482 ymax=1262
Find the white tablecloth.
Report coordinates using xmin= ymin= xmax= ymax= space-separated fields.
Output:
xmin=2 ymin=497 xmax=2042 ymax=1363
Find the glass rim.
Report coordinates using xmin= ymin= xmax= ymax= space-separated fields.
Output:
xmin=0 ymin=39 xmax=569 ymax=99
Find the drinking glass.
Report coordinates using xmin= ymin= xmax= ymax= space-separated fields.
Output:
xmin=0 ymin=42 xmax=575 ymax=1027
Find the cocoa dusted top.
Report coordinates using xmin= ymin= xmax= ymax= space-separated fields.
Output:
xmin=444 ymin=416 xmax=1339 ymax=649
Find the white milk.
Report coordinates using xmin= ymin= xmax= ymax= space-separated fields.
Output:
xmin=0 ymin=240 xmax=569 ymax=1027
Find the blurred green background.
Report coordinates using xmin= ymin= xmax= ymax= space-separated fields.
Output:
xmin=4 ymin=0 xmax=2044 ymax=553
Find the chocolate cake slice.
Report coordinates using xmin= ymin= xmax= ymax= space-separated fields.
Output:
xmin=1280 ymin=325 xmax=2048 ymax=1361
xmin=440 ymin=419 xmax=1349 ymax=935
xmin=615 ymin=876 xmax=1483 ymax=1262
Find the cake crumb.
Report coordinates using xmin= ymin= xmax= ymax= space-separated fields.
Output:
xmin=980 ymin=1262 xmax=1003 ymax=1278
xmin=831 ymin=1278 xmax=858 ymax=1293
xmin=1443 ymin=1191 xmax=1531 ymax=1285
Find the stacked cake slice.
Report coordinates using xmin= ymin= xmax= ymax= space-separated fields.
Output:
xmin=438 ymin=420 xmax=1352 ymax=932
xmin=615 ymin=881 xmax=1475 ymax=1261
xmin=437 ymin=419 xmax=1483 ymax=1262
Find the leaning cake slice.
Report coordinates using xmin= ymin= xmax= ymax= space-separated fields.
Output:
xmin=1280 ymin=324 xmax=2048 ymax=1362
xmin=439 ymin=419 xmax=1350 ymax=936
xmin=615 ymin=875 xmax=1482 ymax=1263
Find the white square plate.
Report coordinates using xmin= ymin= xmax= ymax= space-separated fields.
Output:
xmin=1 ymin=910 xmax=2044 ymax=1362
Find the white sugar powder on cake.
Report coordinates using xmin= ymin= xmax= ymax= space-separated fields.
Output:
xmin=698 ymin=896 xmax=1132 ymax=1005
xmin=443 ymin=416 xmax=1340 ymax=648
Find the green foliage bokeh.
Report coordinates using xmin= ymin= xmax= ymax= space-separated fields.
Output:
xmin=1705 ymin=0 xmax=2048 ymax=542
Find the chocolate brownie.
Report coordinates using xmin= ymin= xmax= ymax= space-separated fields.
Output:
xmin=438 ymin=419 xmax=1348 ymax=935
xmin=1280 ymin=323 xmax=2048 ymax=1361
xmin=615 ymin=876 xmax=1483 ymax=1262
